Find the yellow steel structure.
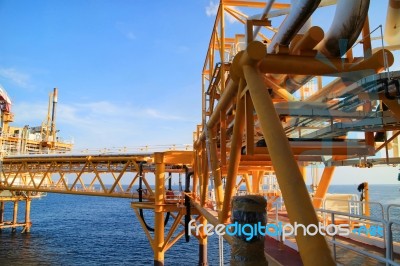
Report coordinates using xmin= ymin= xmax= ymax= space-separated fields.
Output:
xmin=0 ymin=151 xmax=192 ymax=198
xmin=192 ymin=0 xmax=399 ymax=265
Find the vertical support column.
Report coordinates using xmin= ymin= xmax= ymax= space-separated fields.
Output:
xmin=221 ymin=79 xmax=246 ymax=223
xmin=12 ymin=201 xmax=19 ymax=233
xmin=0 ymin=201 xmax=4 ymax=232
xmin=198 ymin=216 xmax=208 ymax=266
xmin=363 ymin=182 xmax=370 ymax=217
xmin=193 ymin=153 xmax=199 ymax=198
xmin=243 ymin=63 xmax=335 ymax=266
xmin=25 ymin=198 xmax=32 ymax=233
xmin=251 ymin=171 xmax=260 ymax=193
xmin=154 ymin=152 xmax=165 ymax=266
xmin=394 ymin=131 xmax=400 ymax=157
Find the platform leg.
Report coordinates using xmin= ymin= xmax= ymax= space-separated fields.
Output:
xmin=154 ymin=153 xmax=165 ymax=266
xmin=25 ymin=198 xmax=32 ymax=233
xmin=199 ymin=216 xmax=208 ymax=266
xmin=0 ymin=202 xmax=4 ymax=232
xmin=12 ymin=201 xmax=18 ymax=233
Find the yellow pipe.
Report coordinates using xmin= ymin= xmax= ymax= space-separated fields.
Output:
xmin=154 ymin=152 xmax=165 ymax=266
xmin=292 ymin=26 xmax=324 ymax=55
xmin=221 ymin=79 xmax=246 ymax=223
xmin=259 ymin=48 xmax=394 ymax=75
xmin=243 ymin=62 xmax=335 ymax=266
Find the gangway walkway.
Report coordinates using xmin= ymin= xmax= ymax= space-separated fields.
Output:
xmin=0 ymin=151 xmax=193 ymax=198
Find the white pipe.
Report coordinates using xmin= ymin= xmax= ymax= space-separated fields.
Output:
xmin=384 ymin=0 xmax=400 ymax=46
xmin=315 ymin=0 xmax=370 ymax=57
xmin=267 ymin=0 xmax=321 ymax=53
xmin=285 ymin=0 xmax=370 ymax=92
xmin=253 ymin=0 xmax=276 ymax=39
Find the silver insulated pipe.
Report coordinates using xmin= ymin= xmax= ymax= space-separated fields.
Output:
xmin=285 ymin=0 xmax=370 ymax=92
xmin=267 ymin=0 xmax=321 ymax=54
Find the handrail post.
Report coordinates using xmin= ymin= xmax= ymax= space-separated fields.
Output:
xmin=331 ymin=213 xmax=337 ymax=261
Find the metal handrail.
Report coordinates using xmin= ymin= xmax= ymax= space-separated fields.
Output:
xmin=387 ymin=204 xmax=400 ymax=221
xmin=316 ymin=208 xmax=400 ymax=266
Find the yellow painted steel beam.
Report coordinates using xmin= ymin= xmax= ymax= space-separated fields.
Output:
xmin=190 ymin=199 xmax=234 ymax=245
xmin=263 ymin=77 xmax=298 ymax=101
xmin=253 ymin=142 xmax=374 ymax=156
xmin=132 ymin=208 xmax=155 ymax=249
xmin=163 ymin=151 xmax=193 ymax=165
xmin=220 ymin=111 xmax=227 ymax=165
xmin=241 ymin=42 xmax=335 ymax=265
xmin=243 ymin=173 xmax=252 ymax=193
xmin=245 ymin=91 xmax=255 ymax=155
xmin=312 ymin=166 xmax=336 ymax=209
xmin=206 ymin=127 xmax=224 ymax=211
xmin=192 ymin=152 xmax=199 ymax=198
xmin=252 ymin=171 xmax=260 ymax=193
xmin=108 ymin=160 xmax=137 ymax=193
xmin=220 ymin=166 xmax=273 ymax=175
xmin=259 ymin=49 xmax=394 ymax=75
xmin=162 ymin=212 xmax=184 ymax=252
xmin=221 ymin=79 xmax=246 ymax=223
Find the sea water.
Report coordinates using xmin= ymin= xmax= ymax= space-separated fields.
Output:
xmin=0 ymin=185 xmax=399 ymax=265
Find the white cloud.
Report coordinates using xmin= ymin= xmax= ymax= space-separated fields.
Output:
xmin=205 ymin=1 xmax=218 ymax=17
xmin=11 ymin=100 xmax=192 ymax=151
xmin=175 ymin=45 xmax=190 ymax=54
xmin=115 ymin=22 xmax=136 ymax=40
xmin=205 ymin=1 xmax=238 ymax=24
xmin=144 ymin=108 xmax=182 ymax=120
xmin=0 ymin=67 xmax=31 ymax=88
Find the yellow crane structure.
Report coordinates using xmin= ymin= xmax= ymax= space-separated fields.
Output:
xmin=1 ymin=0 xmax=400 ymax=265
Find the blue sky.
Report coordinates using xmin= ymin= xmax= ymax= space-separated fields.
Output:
xmin=0 ymin=1 xmax=399 ymax=185
xmin=0 ymin=0 xmax=214 ymax=150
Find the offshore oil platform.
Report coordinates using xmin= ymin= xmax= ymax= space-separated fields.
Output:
xmin=1 ymin=0 xmax=400 ymax=265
